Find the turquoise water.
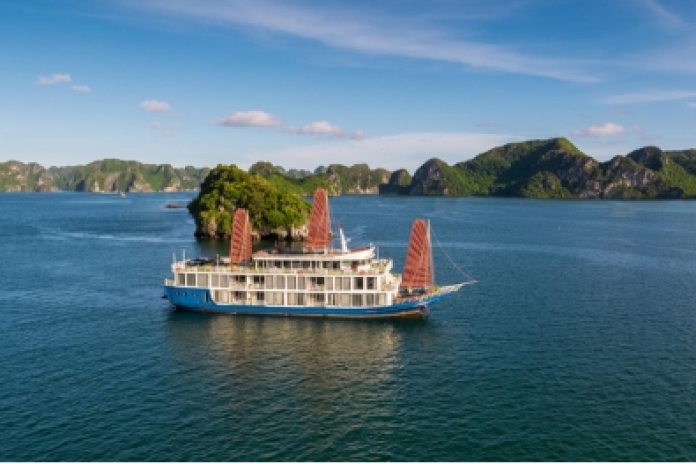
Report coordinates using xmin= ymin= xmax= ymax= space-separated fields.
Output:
xmin=2 ymin=193 xmax=696 ymax=460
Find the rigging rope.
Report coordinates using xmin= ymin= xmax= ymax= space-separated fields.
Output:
xmin=429 ymin=225 xmax=478 ymax=283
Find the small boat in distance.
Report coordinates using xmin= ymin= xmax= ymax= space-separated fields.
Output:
xmin=163 ymin=188 xmax=475 ymax=318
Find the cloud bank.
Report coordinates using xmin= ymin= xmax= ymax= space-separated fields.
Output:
xmin=123 ymin=0 xmax=598 ymax=83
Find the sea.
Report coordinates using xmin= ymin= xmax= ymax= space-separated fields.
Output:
xmin=1 ymin=192 xmax=696 ymax=461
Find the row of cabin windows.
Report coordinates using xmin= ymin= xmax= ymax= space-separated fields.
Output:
xmin=178 ymin=274 xmax=380 ymax=290
xmin=255 ymin=259 xmax=371 ymax=270
xmin=211 ymin=290 xmax=385 ymax=306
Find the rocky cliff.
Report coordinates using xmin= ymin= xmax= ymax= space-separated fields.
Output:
xmin=0 ymin=161 xmax=58 ymax=192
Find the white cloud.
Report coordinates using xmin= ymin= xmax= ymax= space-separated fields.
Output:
xmin=241 ymin=132 xmax=514 ymax=171
xmin=688 ymin=102 xmax=696 ymax=108
xmin=37 ymin=74 xmax=72 ymax=85
xmin=602 ymin=90 xmax=696 ymax=105
xmin=138 ymin=100 xmax=171 ymax=112
xmin=122 ymin=0 xmax=598 ymax=83
xmin=71 ymin=85 xmax=92 ymax=93
xmin=218 ymin=110 xmax=281 ymax=127
xmin=299 ymin=121 xmax=342 ymax=136
xmin=293 ymin=120 xmax=365 ymax=139
xmin=572 ymin=123 xmax=625 ymax=137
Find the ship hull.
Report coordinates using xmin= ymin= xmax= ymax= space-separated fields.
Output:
xmin=163 ymin=285 xmax=451 ymax=319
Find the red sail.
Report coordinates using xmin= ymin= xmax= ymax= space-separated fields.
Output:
xmin=230 ymin=208 xmax=252 ymax=264
xmin=401 ymin=219 xmax=432 ymax=288
xmin=306 ymin=188 xmax=331 ymax=248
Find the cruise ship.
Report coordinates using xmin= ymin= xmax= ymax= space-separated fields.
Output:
xmin=163 ymin=188 xmax=474 ymax=318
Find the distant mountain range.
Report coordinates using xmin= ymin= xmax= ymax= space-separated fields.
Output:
xmin=0 ymin=159 xmax=210 ymax=193
xmin=3 ymin=138 xmax=696 ymax=199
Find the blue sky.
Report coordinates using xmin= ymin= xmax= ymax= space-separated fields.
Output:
xmin=1 ymin=0 xmax=695 ymax=171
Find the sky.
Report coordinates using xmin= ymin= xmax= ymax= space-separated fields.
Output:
xmin=1 ymin=0 xmax=695 ymax=172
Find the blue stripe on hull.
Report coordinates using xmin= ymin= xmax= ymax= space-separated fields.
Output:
xmin=163 ymin=286 xmax=450 ymax=319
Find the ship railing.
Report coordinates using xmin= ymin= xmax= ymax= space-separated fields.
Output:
xmin=173 ymin=265 xmax=389 ymax=276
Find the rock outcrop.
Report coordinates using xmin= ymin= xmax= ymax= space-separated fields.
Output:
xmin=379 ymin=169 xmax=412 ymax=194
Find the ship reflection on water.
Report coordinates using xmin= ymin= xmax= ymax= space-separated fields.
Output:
xmin=164 ymin=312 xmax=429 ymax=430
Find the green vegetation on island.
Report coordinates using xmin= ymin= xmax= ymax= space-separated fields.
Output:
xmin=188 ymin=164 xmax=312 ymax=240
xmin=247 ymin=161 xmax=390 ymax=196
xmin=404 ymin=138 xmax=692 ymax=199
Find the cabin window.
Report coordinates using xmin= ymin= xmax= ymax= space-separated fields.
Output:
xmin=220 ymin=275 xmax=229 ymax=287
xmin=253 ymin=275 xmax=265 ymax=285
xmin=297 ymin=277 xmax=306 ymax=290
xmin=326 ymin=277 xmax=334 ymax=290
xmin=302 ymin=261 xmax=311 ymax=269
xmin=265 ymin=278 xmax=274 ymax=290
xmin=366 ymin=277 xmax=375 ymax=290
xmin=257 ymin=292 xmax=265 ymax=301
xmin=339 ymin=294 xmax=350 ymax=306
xmin=233 ymin=291 xmax=244 ymax=301
xmin=311 ymin=293 xmax=325 ymax=305
xmin=275 ymin=275 xmax=285 ymax=289
xmin=354 ymin=277 xmax=364 ymax=290
xmin=292 ymin=261 xmax=301 ymax=269
xmin=198 ymin=274 xmax=209 ymax=286
xmin=211 ymin=274 xmax=219 ymax=287
xmin=177 ymin=274 xmax=185 ymax=286
xmin=287 ymin=277 xmax=296 ymax=290
xmin=287 ymin=293 xmax=296 ymax=305
xmin=327 ymin=294 xmax=336 ymax=306
xmin=342 ymin=277 xmax=351 ymax=290
xmin=365 ymin=294 xmax=375 ymax=306
xmin=332 ymin=262 xmax=340 ymax=270
xmin=186 ymin=274 xmax=196 ymax=286
xmin=296 ymin=294 xmax=305 ymax=305
xmin=352 ymin=294 xmax=363 ymax=306
xmin=234 ymin=275 xmax=246 ymax=283
xmin=283 ymin=261 xmax=290 ymax=269
xmin=378 ymin=293 xmax=386 ymax=305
